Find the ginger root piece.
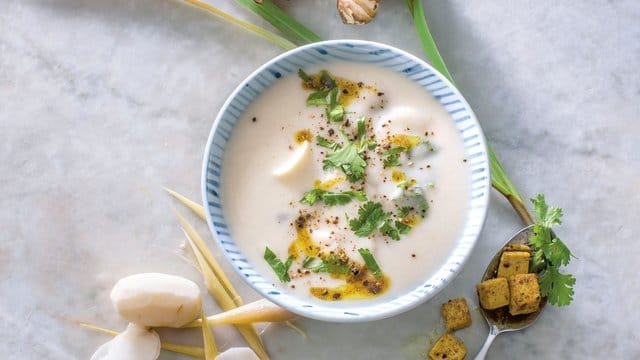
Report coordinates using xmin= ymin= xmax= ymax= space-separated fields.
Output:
xmin=337 ymin=0 xmax=380 ymax=25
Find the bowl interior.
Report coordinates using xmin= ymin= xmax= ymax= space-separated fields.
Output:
xmin=202 ymin=40 xmax=490 ymax=322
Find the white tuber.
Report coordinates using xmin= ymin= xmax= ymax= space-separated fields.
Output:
xmin=215 ymin=347 xmax=260 ymax=360
xmin=111 ymin=273 xmax=202 ymax=327
xmin=272 ymin=141 xmax=312 ymax=179
xmin=90 ymin=323 xmax=161 ymax=360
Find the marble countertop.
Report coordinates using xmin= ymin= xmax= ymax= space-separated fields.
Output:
xmin=1 ymin=0 xmax=638 ymax=359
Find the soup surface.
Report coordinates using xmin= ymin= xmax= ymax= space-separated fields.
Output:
xmin=221 ymin=62 xmax=469 ymax=303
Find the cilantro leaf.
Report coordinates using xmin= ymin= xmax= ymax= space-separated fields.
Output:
xmin=531 ymin=193 xmax=563 ymax=228
xmin=380 ymin=219 xmax=400 ymax=240
xmin=263 ymin=247 xmax=293 ymax=283
xmin=528 ymin=193 xmax=576 ymax=306
xmin=303 ymin=255 xmax=350 ymax=275
xmin=529 ymin=223 xmax=550 ymax=250
xmin=323 ymin=143 xmax=367 ymax=182
xmin=297 ymin=68 xmax=312 ymax=82
xmin=355 ymin=118 xmax=377 ymax=151
xmin=326 ymin=87 xmax=345 ymax=122
xmin=350 ymin=202 xmax=415 ymax=239
xmin=538 ymin=266 xmax=576 ymax=306
xmin=316 ymin=135 xmax=340 ymax=150
xmin=543 ymin=237 xmax=573 ymax=267
xmin=395 ymin=221 xmax=412 ymax=235
xmin=358 ymin=248 xmax=383 ymax=279
xmin=300 ymin=189 xmax=324 ymax=205
xmin=382 ymin=147 xmax=405 ymax=168
xmin=398 ymin=206 xmax=413 ymax=218
xmin=306 ymin=90 xmax=330 ymax=106
xmin=300 ymin=188 xmax=367 ymax=206
xmin=349 ymin=201 xmax=389 ymax=237
xmin=319 ymin=70 xmax=336 ymax=89
xmin=531 ymin=248 xmax=546 ymax=273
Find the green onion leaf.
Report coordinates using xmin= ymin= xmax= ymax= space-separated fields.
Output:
xmin=358 ymin=248 xmax=382 ymax=279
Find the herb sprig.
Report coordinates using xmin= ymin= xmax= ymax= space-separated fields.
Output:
xmin=298 ymin=69 xmax=345 ymax=122
xmin=300 ymin=188 xmax=367 ymax=206
xmin=528 ymin=194 xmax=576 ymax=306
xmin=322 ymin=118 xmax=376 ymax=182
xmin=349 ymin=201 xmax=411 ymax=240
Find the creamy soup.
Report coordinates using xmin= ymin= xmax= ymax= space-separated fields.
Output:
xmin=221 ymin=62 xmax=469 ymax=303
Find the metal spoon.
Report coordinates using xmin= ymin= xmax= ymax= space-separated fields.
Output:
xmin=474 ymin=225 xmax=547 ymax=360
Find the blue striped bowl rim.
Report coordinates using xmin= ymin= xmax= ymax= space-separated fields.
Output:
xmin=202 ymin=40 xmax=490 ymax=322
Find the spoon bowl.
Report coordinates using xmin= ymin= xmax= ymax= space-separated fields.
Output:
xmin=474 ymin=225 xmax=547 ymax=359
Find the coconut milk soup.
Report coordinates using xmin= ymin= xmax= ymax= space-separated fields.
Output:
xmin=221 ymin=62 xmax=469 ymax=303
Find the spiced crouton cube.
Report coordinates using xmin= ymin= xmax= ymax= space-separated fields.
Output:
xmin=476 ymin=278 xmax=510 ymax=310
xmin=509 ymin=273 xmax=541 ymax=315
xmin=441 ymin=298 xmax=472 ymax=331
xmin=503 ymin=243 xmax=531 ymax=252
xmin=428 ymin=333 xmax=467 ymax=360
xmin=497 ymin=251 xmax=530 ymax=280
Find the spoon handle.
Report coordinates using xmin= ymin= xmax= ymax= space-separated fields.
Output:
xmin=474 ymin=325 xmax=500 ymax=360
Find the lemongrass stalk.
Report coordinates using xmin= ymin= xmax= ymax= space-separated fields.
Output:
xmin=165 ymin=187 xmax=206 ymax=220
xmin=181 ymin=227 xmax=270 ymax=360
xmin=200 ymin=309 xmax=218 ymax=359
xmin=181 ymin=0 xmax=296 ymax=50
xmin=284 ymin=321 xmax=307 ymax=339
xmin=405 ymin=0 xmax=533 ymax=226
xmin=79 ymin=322 xmax=205 ymax=358
xmin=232 ymin=0 xmax=321 ymax=44
xmin=174 ymin=210 xmax=243 ymax=306
xmin=185 ymin=299 xmax=296 ymax=327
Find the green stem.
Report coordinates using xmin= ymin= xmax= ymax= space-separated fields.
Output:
xmin=182 ymin=0 xmax=296 ymax=50
xmin=406 ymin=0 xmax=533 ymax=225
xmin=232 ymin=0 xmax=322 ymax=45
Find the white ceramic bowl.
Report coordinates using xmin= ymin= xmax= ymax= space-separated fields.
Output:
xmin=202 ymin=40 xmax=490 ymax=322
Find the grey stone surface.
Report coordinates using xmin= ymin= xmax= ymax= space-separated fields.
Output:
xmin=0 ymin=0 xmax=638 ymax=358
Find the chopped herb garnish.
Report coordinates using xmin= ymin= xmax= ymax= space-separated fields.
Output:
xmin=350 ymin=201 xmax=416 ymax=240
xmin=349 ymin=201 xmax=390 ymax=237
xmin=528 ymin=194 xmax=576 ymax=306
xmin=306 ymin=90 xmax=330 ymax=106
xmin=297 ymin=68 xmax=312 ymax=83
xmin=263 ymin=247 xmax=293 ymax=283
xmin=303 ymin=255 xmax=350 ymax=275
xmin=316 ymin=135 xmax=340 ymax=150
xmin=326 ymin=88 xmax=345 ymax=122
xmin=299 ymin=69 xmax=345 ymax=122
xmin=300 ymin=188 xmax=367 ymax=206
xmin=402 ymin=189 xmax=429 ymax=213
xmin=395 ymin=221 xmax=412 ymax=235
xmin=421 ymin=140 xmax=436 ymax=152
xmin=382 ymin=147 xmax=405 ymax=168
xmin=358 ymin=248 xmax=382 ymax=279
xmin=321 ymin=118 xmax=375 ymax=182
xmin=380 ymin=219 xmax=400 ymax=240
xmin=323 ymin=142 xmax=367 ymax=182
xmin=398 ymin=206 xmax=413 ymax=218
